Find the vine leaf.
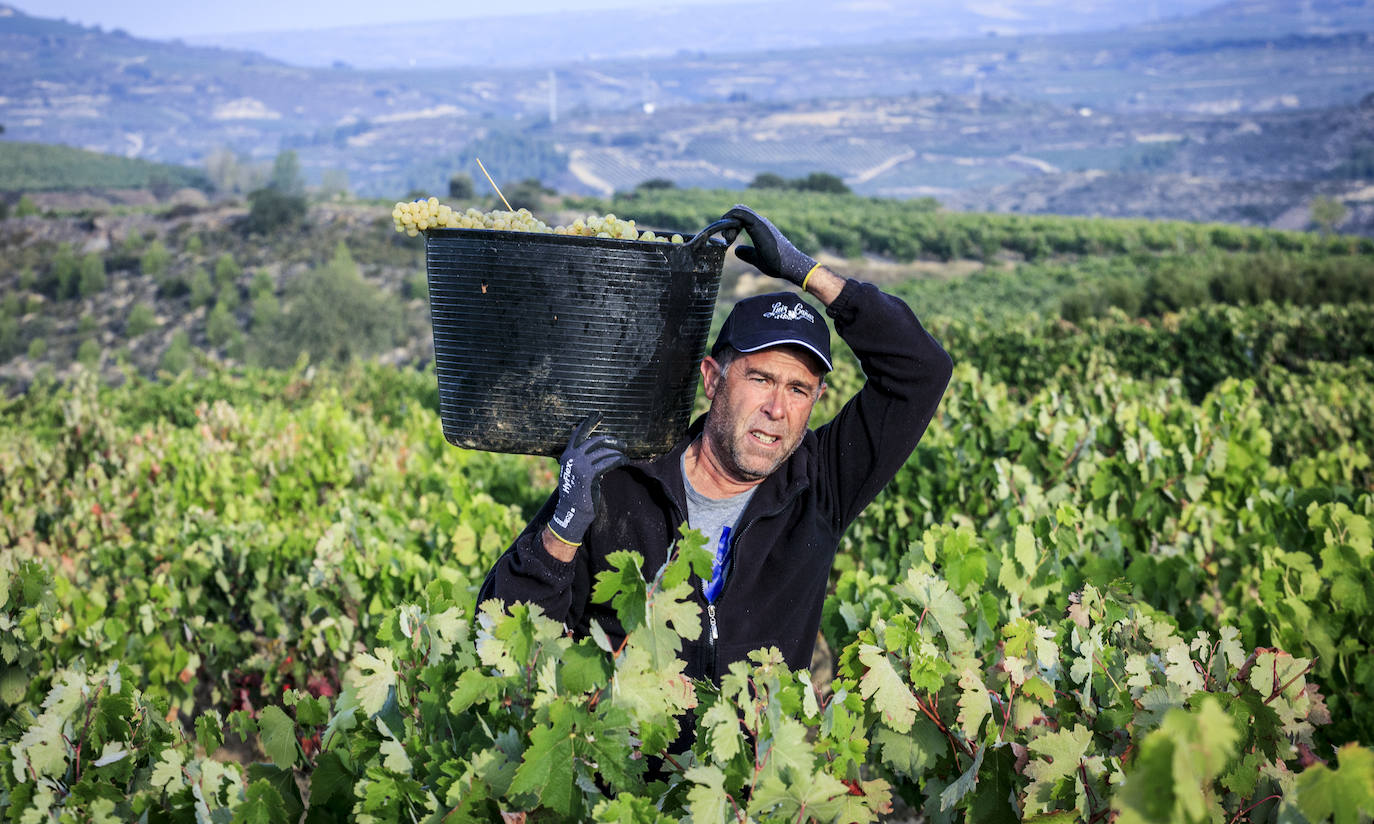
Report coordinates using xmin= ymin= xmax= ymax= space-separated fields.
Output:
xmin=899 ymin=571 xmax=970 ymax=650
xmin=509 ymin=702 xmax=576 ymax=817
xmin=873 ymin=720 xmax=945 ymax=778
xmin=1024 ymin=724 xmax=1092 ymax=812
xmin=1163 ymin=644 xmax=1203 ymax=696
xmin=684 ymin=764 xmax=731 ymax=824
xmin=762 ymin=716 xmax=813 ymax=780
xmin=591 ymin=551 xmax=648 ymax=633
xmin=701 ymin=700 xmax=743 ymax=763
xmin=237 ymin=778 xmax=290 ymax=824
xmin=344 ymin=648 xmax=396 ymax=716
xmin=957 ymin=669 xmax=992 ymax=742
xmin=751 ymin=766 xmax=850 ymax=821
xmin=149 ymin=749 xmax=186 ymax=793
xmin=1295 ymin=743 xmax=1374 ymax=824
xmin=858 ymin=644 xmax=919 ymax=733
xmin=939 ymin=744 xmax=985 ymax=811
xmin=258 ymin=705 xmax=299 ymax=769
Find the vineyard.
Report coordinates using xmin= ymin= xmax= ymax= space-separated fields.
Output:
xmin=3 ymin=211 xmax=1374 ymax=821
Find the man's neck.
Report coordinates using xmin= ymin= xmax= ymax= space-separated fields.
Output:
xmin=683 ymin=437 xmax=764 ymax=500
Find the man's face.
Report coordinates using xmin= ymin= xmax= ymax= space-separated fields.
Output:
xmin=700 ymin=347 xmax=826 ymax=483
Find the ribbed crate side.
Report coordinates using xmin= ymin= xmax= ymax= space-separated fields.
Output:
xmin=424 ymin=230 xmax=723 ymax=458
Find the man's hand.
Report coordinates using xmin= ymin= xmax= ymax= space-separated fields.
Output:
xmin=723 ymin=205 xmax=822 ymax=289
xmin=544 ymin=415 xmax=628 ymax=555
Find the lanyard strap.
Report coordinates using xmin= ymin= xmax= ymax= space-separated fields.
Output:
xmin=702 ymin=525 xmax=732 ymax=604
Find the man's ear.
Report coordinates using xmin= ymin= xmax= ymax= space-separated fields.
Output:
xmin=701 ymin=356 xmax=722 ymax=400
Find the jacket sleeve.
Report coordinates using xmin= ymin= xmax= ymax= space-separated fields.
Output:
xmin=815 ymin=279 xmax=953 ymax=530
xmin=476 ymin=493 xmax=583 ymax=622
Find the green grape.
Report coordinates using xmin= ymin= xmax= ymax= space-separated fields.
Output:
xmin=392 ymin=199 xmax=686 ymax=243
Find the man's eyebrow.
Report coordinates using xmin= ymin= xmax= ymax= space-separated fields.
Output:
xmin=745 ymin=365 xmax=818 ymax=392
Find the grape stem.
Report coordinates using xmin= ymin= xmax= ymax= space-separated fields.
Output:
xmin=1263 ymin=659 xmax=1316 ymax=705
xmin=1227 ymin=794 xmax=1282 ymax=824
xmin=998 ymin=681 xmax=1017 ymax=742
xmin=915 ymin=693 xmax=974 ymax=758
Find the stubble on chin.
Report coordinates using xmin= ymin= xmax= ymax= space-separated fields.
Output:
xmin=703 ymin=413 xmax=790 ymax=483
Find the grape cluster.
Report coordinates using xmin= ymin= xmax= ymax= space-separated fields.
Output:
xmin=392 ymin=198 xmax=684 ymax=244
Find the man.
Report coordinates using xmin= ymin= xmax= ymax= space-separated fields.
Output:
xmin=478 ymin=204 xmax=953 ymax=682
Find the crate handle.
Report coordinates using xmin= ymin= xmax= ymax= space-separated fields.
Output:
xmin=686 ymin=217 xmax=743 ymax=251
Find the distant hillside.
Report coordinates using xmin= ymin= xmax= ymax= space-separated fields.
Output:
xmin=183 ymin=0 xmax=1220 ymax=71
xmin=0 ymin=141 xmax=209 ymax=192
xmin=2 ymin=1 xmax=1373 ymax=229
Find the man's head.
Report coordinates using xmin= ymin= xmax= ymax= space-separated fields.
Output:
xmin=699 ymin=293 xmax=831 ymax=483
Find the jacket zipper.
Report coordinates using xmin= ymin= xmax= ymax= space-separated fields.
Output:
xmin=702 ymin=487 xmax=805 ymax=679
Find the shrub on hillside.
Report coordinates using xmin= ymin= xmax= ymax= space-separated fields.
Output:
xmin=252 ymin=242 xmax=402 ymax=368
xmin=125 ymin=303 xmax=157 ymax=338
xmin=140 ymin=240 xmax=171 ymax=278
xmin=77 ymin=253 xmax=107 ymax=298
xmin=188 ymin=268 xmax=214 ymax=309
xmin=241 ymin=187 xmax=307 ymax=235
xmin=160 ymin=330 xmax=192 ymax=374
xmin=76 ymin=338 xmax=101 ymax=368
xmin=205 ymin=303 xmax=238 ymax=348
xmin=213 ymin=253 xmax=241 ymax=288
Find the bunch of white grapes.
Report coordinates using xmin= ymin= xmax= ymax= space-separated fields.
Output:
xmin=392 ymin=198 xmax=684 ymax=244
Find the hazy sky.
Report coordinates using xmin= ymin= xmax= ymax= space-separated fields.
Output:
xmin=20 ymin=0 xmax=735 ymax=38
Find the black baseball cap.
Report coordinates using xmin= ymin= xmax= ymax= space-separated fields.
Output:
xmin=711 ymin=292 xmax=832 ymax=372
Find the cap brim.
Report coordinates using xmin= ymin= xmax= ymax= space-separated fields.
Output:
xmin=733 ymin=336 xmax=833 ymax=372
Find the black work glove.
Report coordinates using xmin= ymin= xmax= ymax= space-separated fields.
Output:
xmin=546 ymin=415 xmax=628 ymax=547
xmin=722 ymin=204 xmax=821 ymax=289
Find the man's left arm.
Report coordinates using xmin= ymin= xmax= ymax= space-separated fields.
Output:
xmin=807 ymin=266 xmax=953 ymax=529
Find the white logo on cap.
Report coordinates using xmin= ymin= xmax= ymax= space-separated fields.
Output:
xmin=763 ymin=302 xmax=815 ymax=323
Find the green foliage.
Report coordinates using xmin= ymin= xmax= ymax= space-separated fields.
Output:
xmin=749 ymin=172 xmax=788 ymax=189
xmin=269 ymin=150 xmax=305 ymax=197
xmin=0 ymin=340 xmax=1370 ymax=819
xmin=1311 ymin=195 xmax=1349 ymax=235
xmin=403 ymin=271 xmax=427 ymax=301
xmin=435 ymin=133 xmax=566 ymax=195
xmin=0 ymin=141 xmax=209 ymax=192
xmin=747 ymin=171 xmax=853 ymax=194
xmin=0 ymin=315 xmax=18 ymax=360
xmin=253 ymin=242 xmax=402 ymax=368
xmin=124 ymin=303 xmax=157 ymax=338
xmin=206 ymin=302 xmax=238 ymax=348
xmin=76 ymin=337 xmax=101 ymax=367
xmin=14 ymin=194 xmax=40 ymax=217
xmin=251 ymin=289 xmax=281 ymax=332
xmin=77 ymin=252 xmax=107 ymax=298
xmin=3 ymin=189 xmax=1374 ymax=819
xmin=140 ymin=239 xmax=171 ymax=278
xmin=606 ymin=187 xmax=1345 ymax=265
xmin=447 ymin=172 xmax=475 ymax=200
xmin=187 ymin=266 xmax=214 ymax=309
xmin=214 ymin=252 xmax=242 ymax=288
xmin=636 ymin=177 xmax=677 ymax=191
xmin=503 ymin=178 xmax=555 ymax=213
xmin=243 ymin=187 xmax=308 ymax=235
xmin=793 ymin=171 xmax=851 ymax=194
xmin=26 ymin=336 xmax=47 ymax=360
xmin=217 ymin=282 xmax=241 ymax=312
xmin=44 ymin=242 xmax=79 ymax=300
xmin=159 ymin=329 xmax=191 ymax=373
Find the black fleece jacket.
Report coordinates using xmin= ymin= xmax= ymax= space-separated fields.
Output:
xmin=477 ymin=279 xmax=953 ymax=681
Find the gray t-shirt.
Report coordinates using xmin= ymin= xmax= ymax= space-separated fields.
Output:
xmin=681 ymin=453 xmax=756 ymax=602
